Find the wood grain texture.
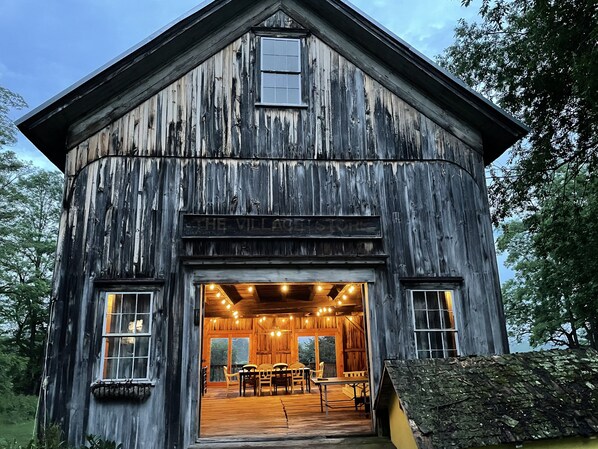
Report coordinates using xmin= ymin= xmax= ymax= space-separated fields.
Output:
xmin=43 ymin=23 xmax=505 ymax=449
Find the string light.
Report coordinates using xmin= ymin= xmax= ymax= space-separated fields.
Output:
xmin=248 ymin=286 xmax=254 ymax=293
xmin=209 ymin=284 xmax=216 ymax=290
xmin=348 ymin=285 xmax=356 ymax=294
xmin=317 ymin=285 xmax=324 ymax=292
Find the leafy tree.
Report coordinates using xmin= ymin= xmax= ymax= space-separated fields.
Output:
xmin=498 ymin=168 xmax=598 ymax=349
xmin=0 ymin=86 xmax=62 ymax=395
xmin=0 ymin=168 xmax=62 ymax=394
xmin=0 ymin=87 xmax=26 ymax=148
xmin=440 ymin=0 xmax=597 ymax=222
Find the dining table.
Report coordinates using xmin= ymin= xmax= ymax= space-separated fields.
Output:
xmin=311 ymin=376 xmax=369 ymax=416
xmin=238 ymin=366 xmax=312 ymax=396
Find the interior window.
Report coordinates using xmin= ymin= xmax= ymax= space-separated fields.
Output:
xmin=411 ymin=290 xmax=458 ymax=358
xmin=101 ymin=292 xmax=152 ymax=380
xmin=260 ymin=37 xmax=302 ymax=105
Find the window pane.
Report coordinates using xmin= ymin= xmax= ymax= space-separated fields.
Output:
xmin=319 ymin=336 xmax=337 ymax=377
xmin=106 ymin=313 xmax=121 ymax=334
xmin=136 ymin=314 xmax=151 ymax=333
xmin=298 ymin=336 xmax=316 ymax=369
xmin=430 ymin=331 xmax=444 ymax=351
xmin=414 ymin=310 xmax=428 ymax=329
xmin=428 ymin=310 xmax=442 ymax=329
xmin=137 ymin=294 xmax=151 ymax=314
xmin=105 ymin=337 xmax=121 ymax=358
xmin=288 ymin=88 xmax=300 ymax=105
xmin=118 ymin=357 xmax=133 ymax=379
xmin=209 ymin=338 xmax=228 ymax=382
xmin=445 ymin=331 xmax=458 ymax=352
xmin=133 ymin=358 xmax=149 ymax=379
xmin=416 ymin=332 xmax=430 ymax=351
xmin=426 ymin=291 xmax=440 ymax=310
xmin=103 ymin=358 xmax=118 ymax=379
xmin=413 ymin=291 xmax=426 ymax=309
xmin=231 ymin=338 xmax=249 ymax=374
xmin=134 ymin=337 xmax=150 ymax=357
xmin=121 ymin=314 xmax=137 ymax=334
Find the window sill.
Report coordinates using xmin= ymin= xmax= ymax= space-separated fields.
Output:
xmin=91 ymin=380 xmax=155 ymax=402
xmin=255 ymin=102 xmax=308 ymax=109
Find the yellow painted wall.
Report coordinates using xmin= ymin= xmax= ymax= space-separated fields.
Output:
xmin=388 ymin=394 xmax=418 ymax=449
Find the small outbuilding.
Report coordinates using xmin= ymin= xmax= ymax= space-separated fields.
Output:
xmin=376 ymin=349 xmax=598 ymax=449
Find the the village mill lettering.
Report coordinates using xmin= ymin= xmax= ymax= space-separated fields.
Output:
xmin=182 ymin=215 xmax=382 ymax=239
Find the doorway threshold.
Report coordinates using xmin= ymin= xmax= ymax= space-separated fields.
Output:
xmin=191 ymin=434 xmax=394 ymax=448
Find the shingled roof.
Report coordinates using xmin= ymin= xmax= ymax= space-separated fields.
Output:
xmin=377 ymin=349 xmax=598 ymax=449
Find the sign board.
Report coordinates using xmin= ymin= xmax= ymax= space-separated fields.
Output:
xmin=182 ymin=215 xmax=382 ymax=239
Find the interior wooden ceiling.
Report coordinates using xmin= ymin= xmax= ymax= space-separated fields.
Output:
xmin=204 ymin=283 xmax=364 ymax=318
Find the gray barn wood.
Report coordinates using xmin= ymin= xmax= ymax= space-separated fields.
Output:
xmin=17 ymin=1 xmax=527 ymax=448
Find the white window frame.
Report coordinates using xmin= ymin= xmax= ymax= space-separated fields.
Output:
xmin=260 ymin=37 xmax=302 ymax=106
xmin=410 ymin=289 xmax=459 ymax=358
xmin=99 ymin=291 xmax=153 ymax=381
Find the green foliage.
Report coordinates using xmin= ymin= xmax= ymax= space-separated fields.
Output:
xmin=440 ymin=0 xmax=597 ymax=222
xmin=0 ymin=160 xmax=62 ymax=394
xmin=0 ymin=426 xmax=122 ymax=449
xmin=0 ymin=87 xmax=27 ymax=148
xmin=498 ymin=169 xmax=598 ymax=349
xmin=82 ymin=436 xmax=122 ymax=449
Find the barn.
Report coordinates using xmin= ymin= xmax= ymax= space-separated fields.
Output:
xmin=16 ymin=0 xmax=527 ymax=447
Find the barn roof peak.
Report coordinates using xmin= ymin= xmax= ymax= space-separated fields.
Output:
xmin=17 ymin=0 xmax=528 ymax=170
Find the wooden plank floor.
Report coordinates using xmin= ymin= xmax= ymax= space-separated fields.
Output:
xmin=199 ymin=385 xmax=372 ymax=439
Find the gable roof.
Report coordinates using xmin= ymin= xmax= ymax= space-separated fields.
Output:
xmin=16 ymin=0 xmax=528 ymax=171
xmin=377 ymin=349 xmax=598 ymax=449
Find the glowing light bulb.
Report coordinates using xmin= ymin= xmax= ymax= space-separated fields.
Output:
xmin=317 ymin=285 xmax=323 ymax=292
xmin=248 ymin=286 xmax=254 ymax=293
xmin=236 ymin=320 xmax=239 ymax=324
xmin=270 ymin=331 xmax=275 ymax=337
xmin=327 ymin=317 xmax=331 ymax=321
xmin=226 ymin=304 xmax=231 ymax=310
xmin=281 ymin=285 xmax=289 ymax=293
xmin=338 ymin=300 xmax=343 ymax=305
xmin=289 ymin=316 xmax=294 ymax=320
xmin=221 ymin=299 xmax=226 ymax=305
xmin=348 ymin=285 xmax=356 ymax=294
xmin=209 ymin=284 xmax=216 ymax=290
xmin=216 ymin=292 xmax=221 ymax=298
xmin=328 ymin=307 xmax=332 ymax=313
xmin=342 ymin=295 xmax=348 ymax=300
xmin=276 ymin=331 xmax=282 ymax=337
xmin=317 ymin=312 xmax=321 ymax=316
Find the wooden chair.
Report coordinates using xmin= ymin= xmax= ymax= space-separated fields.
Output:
xmin=223 ymin=366 xmax=239 ymax=397
xmin=257 ymin=364 xmax=274 ymax=396
xmin=289 ymin=362 xmax=306 ymax=394
xmin=311 ymin=361 xmax=324 ymax=381
xmin=241 ymin=365 xmax=258 ymax=396
xmin=272 ymin=363 xmax=290 ymax=394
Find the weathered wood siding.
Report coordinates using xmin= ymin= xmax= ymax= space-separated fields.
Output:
xmin=45 ymin=25 xmax=505 ymax=449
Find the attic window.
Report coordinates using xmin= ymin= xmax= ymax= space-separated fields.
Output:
xmin=260 ymin=37 xmax=302 ymax=105
xmin=410 ymin=290 xmax=458 ymax=358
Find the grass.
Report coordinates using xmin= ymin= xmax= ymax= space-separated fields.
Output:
xmin=0 ymin=395 xmax=37 ymax=448
xmin=0 ymin=419 xmax=35 ymax=446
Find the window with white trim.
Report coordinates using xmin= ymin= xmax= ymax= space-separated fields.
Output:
xmin=101 ymin=292 xmax=152 ymax=380
xmin=411 ymin=290 xmax=458 ymax=358
xmin=260 ymin=37 xmax=302 ymax=105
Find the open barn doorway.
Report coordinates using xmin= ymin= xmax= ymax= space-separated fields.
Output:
xmin=197 ymin=282 xmax=373 ymax=440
